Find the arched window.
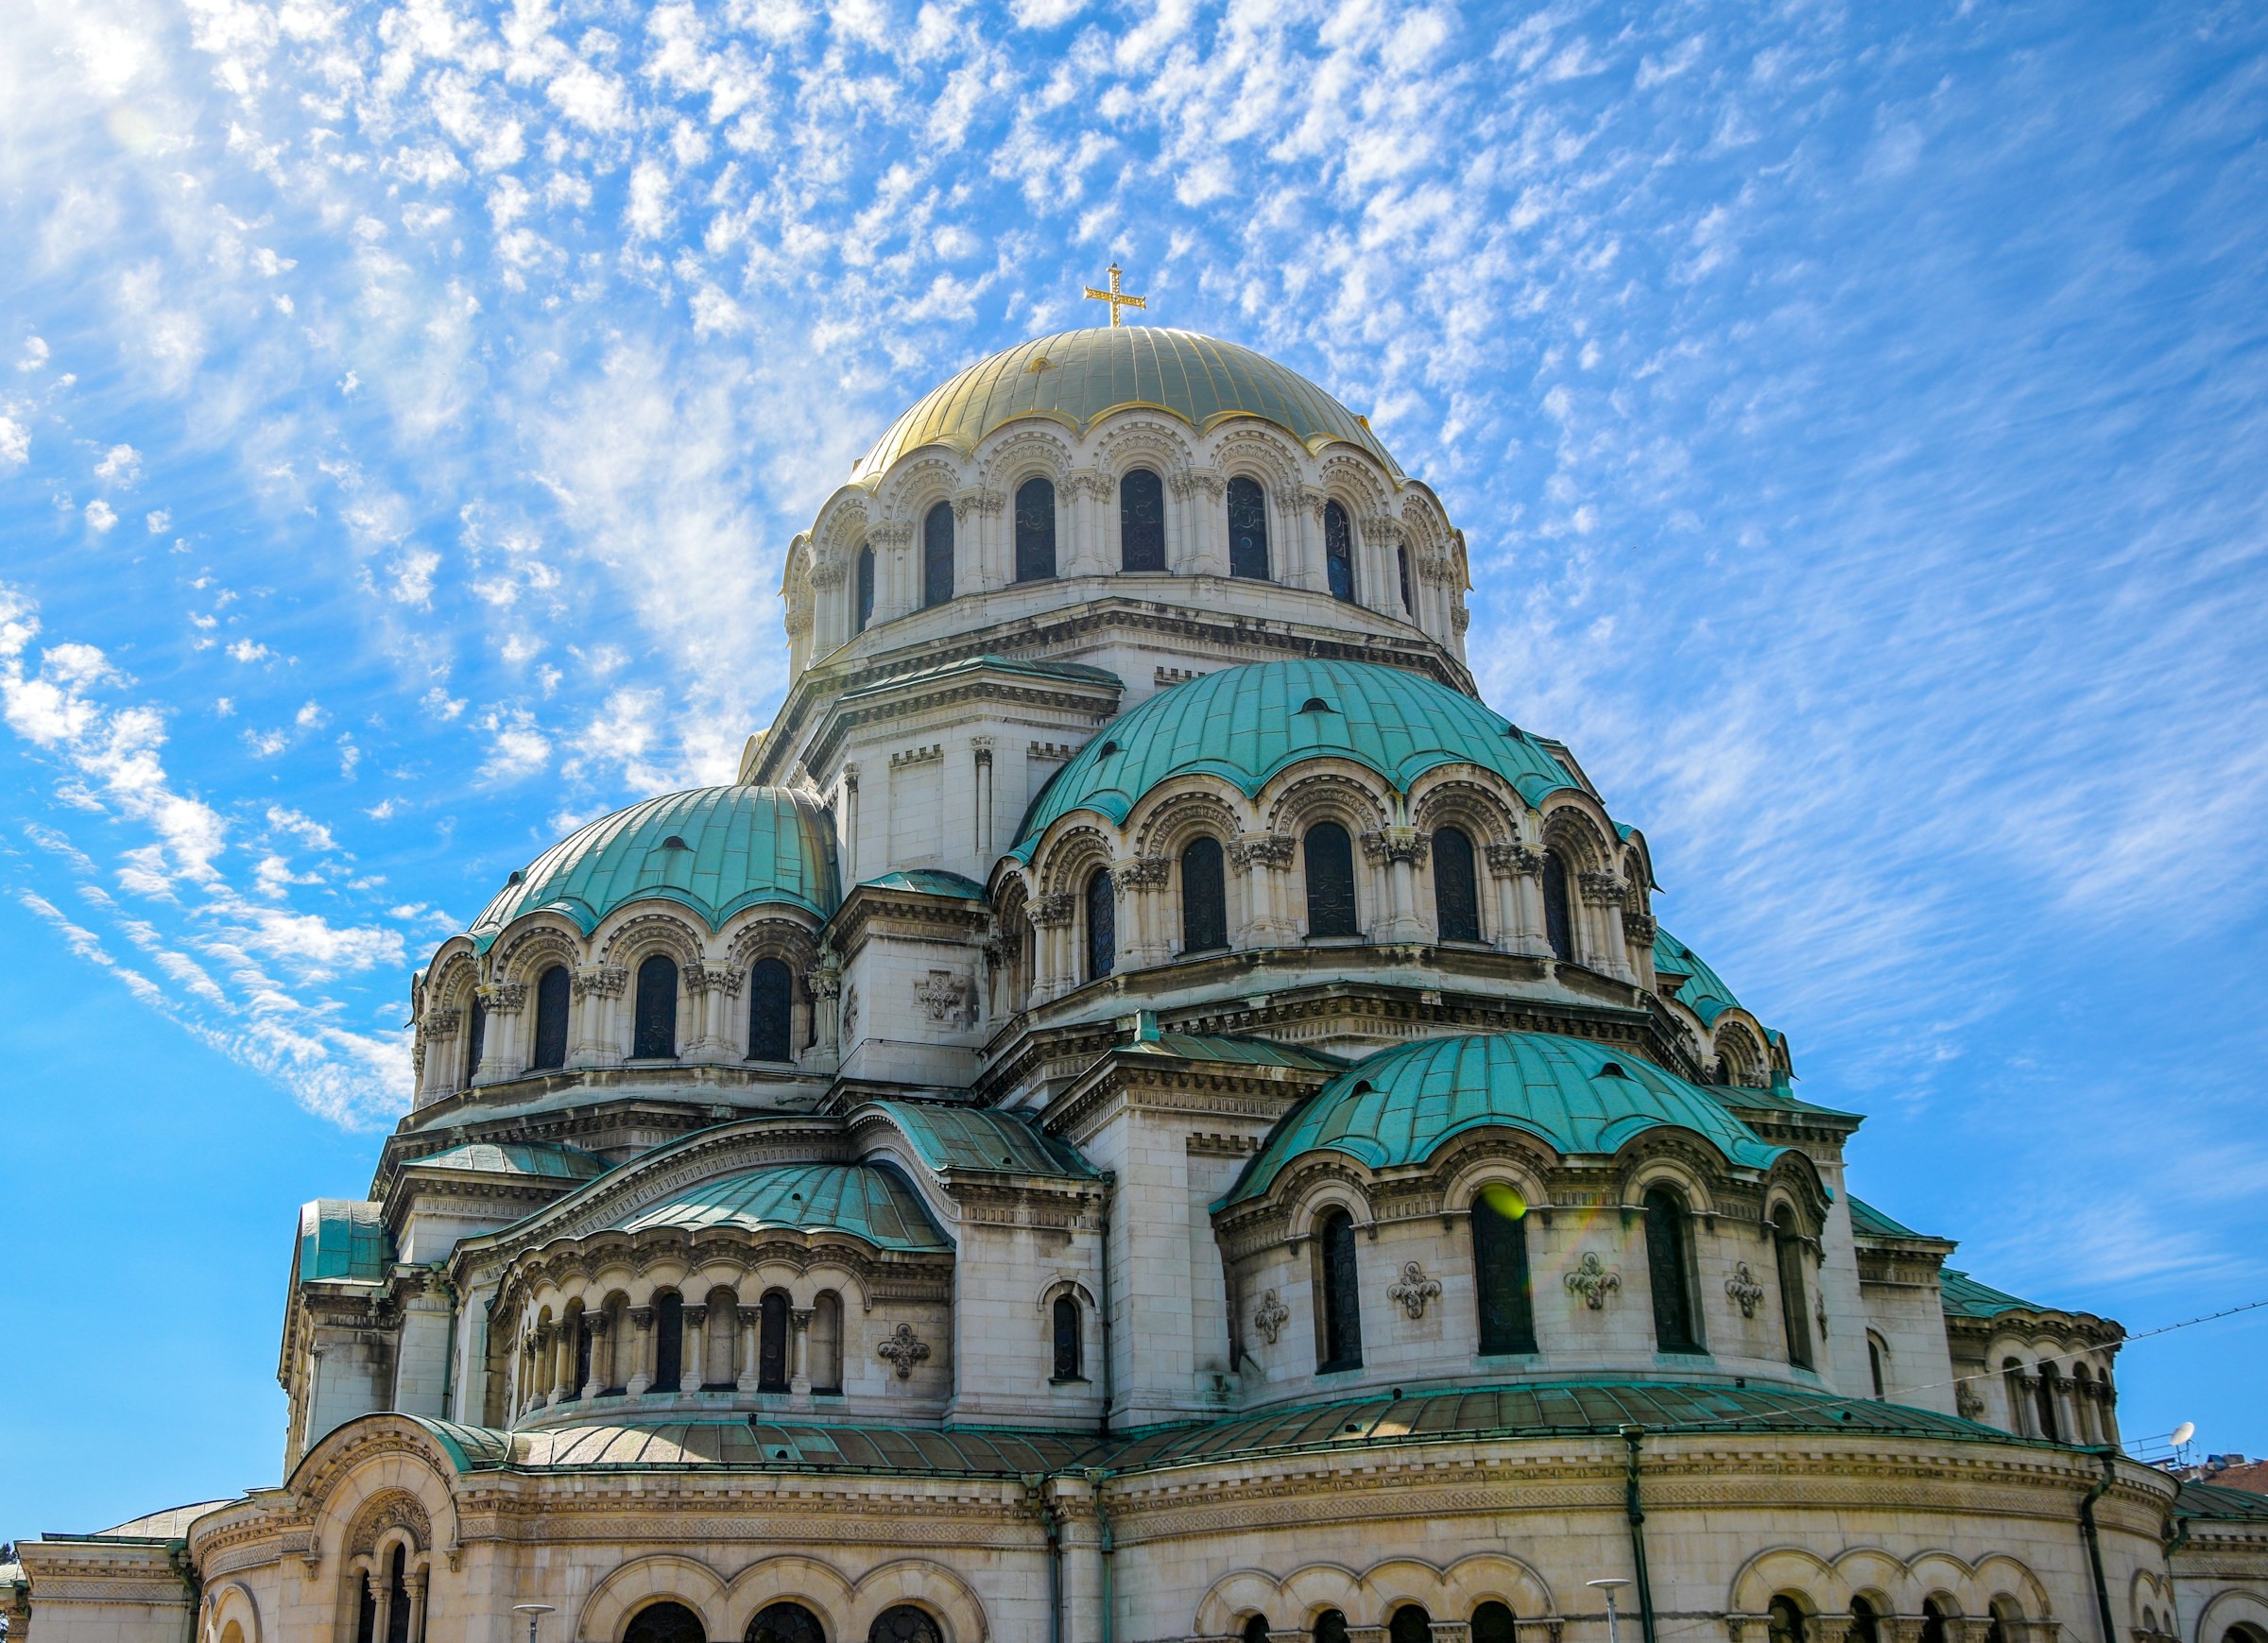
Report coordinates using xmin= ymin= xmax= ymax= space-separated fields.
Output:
xmin=1398 ymin=544 xmax=1414 ymax=614
xmin=383 ymin=1545 xmax=411 ymax=1643
xmin=1313 ymin=1613 xmax=1349 ymax=1643
xmin=1085 ymin=865 xmax=1115 ymax=981
xmin=462 ymin=992 xmax=486 ymax=1087
xmin=1643 ymin=1187 xmax=1703 ymax=1353
xmin=2002 ymin=1358 xmax=2032 ymax=1435
xmin=1314 ymin=1207 xmax=1364 ymax=1372
xmin=633 ymin=953 xmax=678 ymax=1059
xmin=1389 ymin=1608 xmax=1433 ymax=1643
xmin=571 ymin=1306 xmax=593 ymax=1395
xmin=2070 ymin=1363 xmax=2097 ymax=1443
xmin=1985 ymin=1600 xmax=2019 ymax=1643
xmin=811 ymin=1290 xmax=843 ymax=1394
xmin=853 ymin=544 xmax=874 ymax=635
xmin=747 ymin=1605 xmax=825 ymax=1643
xmin=354 ymin=1559 xmax=378 ymax=1643
xmin=1541 ymin=847 xmax=1575 ymax=962
xmin=922 ymin=501 xmax=954 ymax=608
xmin=1767 ymin=1599 xmax=1809 ymax=1643
xmin=1919 ymin=1600 xmax=1948 ymax=1643
xmin=1848 ymin=1597 xmax=1881 ymax=1643
xmin=530 ymin=964 xmax=570 ymax=1070
xmin=626 ymin=1604 xmax=706 ymax=1643
xmin=747 ymin=957 xmax=793 ymax=1062
xmin=1867 ymin=1333 xmax=1888 ymax=1398
xmin=1434 ymin=825 xmax=1482 ymax=943
xmin=1015 ymin=477 xmax=1057 ymax=582
xmin=1121 ymin=467 xmax=1166 ymax=572
xmin=1323 ymin=500 xmax=1356 ymax=601
xmin=868 ymin=1609 xmax=942 ymax=1643
xmin=1472 ymin=1185 xmax=1536 ymax=1354
xmin=653 ymin=1290 xmax=684 ymax=1391
xmin=1180 ymin=835 xmax=1228 ymax=952
xmin=1303 ymin=822 xmax=1359 ymax=938
xmin=2036 ymin=1363 xmax=2062 ymax=1441
xmin=759 ymin=1290 xmax=790 ymax=1392
xmin=1473 ymin=1604 xmax=1518 ymax=1643
xmin=1227 ymin=475 xmax=1269 ymax=579
xmin=1773 ymin=1206 xmax=1814 ymax=1369
xmin=1242 ymin=1619 xmax=1273 ymax=1643
xmin=1052 ymin=1294 xmax=1083 ymax=1380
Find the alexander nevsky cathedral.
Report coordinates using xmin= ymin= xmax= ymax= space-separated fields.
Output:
xmin=9 ymin=313 xmax=2266 ymax=1643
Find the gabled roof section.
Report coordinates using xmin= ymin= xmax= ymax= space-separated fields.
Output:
xmin=1938 ymin=1267 xmax=2052 ymax=1318
xmin=410 ymin=1140 xmax=610 ymax=1181
xmin=855 ymin=869 xmax=988 ymax=900
xmin=295 ymin=1200 xmax=392 ymax=1286
xmin=838 ymin=654 xmax=1123 ymax=702
xmin=612 ymin=1161 xmax=949 ymax=1253
xmin=863 ymin=1100 xmax=1096 ymax=1179
xmin=1849 ymin=1195 xmax=1937 ymax=1241
xmin=1653 ymin=928 xmax=1744 ymax=1026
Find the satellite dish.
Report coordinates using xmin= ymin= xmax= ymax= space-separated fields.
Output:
xmin=2172 ymin=1421 xmax=2196 ymax=1446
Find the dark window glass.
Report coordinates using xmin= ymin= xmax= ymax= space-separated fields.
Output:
xmin=1472 ymin=1604 xmax=1518 ymax=1643
xmin=1323 ymin=500 xmax=1356 ymax=602
xmin=760 ymin=1291 xmax=790 ymax=1392
xmin=1121 ymin=467 xmax=1167 ymax=572
xmin=383 ymin=1548 xmax=410 ymax=1643
xmin=2036 ymin=1369 xmax=2061 ymax=1441
xmin=627 ymin=1604 xmax=707 ymax=1643
xmin=633 ymin=954 xmax=678 ymax=1058
xmin=531 ymin=964 xmax=570 ymax=1070
xmin=1015 ymin=478 xmax=1057 ymax=581
xmin=868 ymin=1609 xmax=942 ymax=1643
xmin=1085 ymin=866 xmax=1115 ymax=981
xmin=1243 ymin=1620 xmax=1273 ymax=1643
xmin=1227 ymin=475 xmax=1269 ymax=579
xmin=1919 ymin=1602 xmax=1947 ymax=1643
xmin=1434 ymin=826 xmax=1482 ymax=943
xmin=1398 ymin=544 xmax=1414 ymax=614
xmin=853 ymin=545 xmax=874 ymax=634
xmin=1314 ymin=1612 xmax=1349 ymax=1643
xmin=1644 ymin=1188 xmax=1703 ymax=1352
xmin=1389 ymin=1608 xmax=1432 ymax=1643
xmin=1984 ymin=1613 xmax=2006 ymax=1643
xmin=1767 ymin=1600 xmax=1808 ymax=1643
xmin=1052 ymin=1294 xmax=1083 ymax=1380
xmin=654 ymin=1291 xmax=683 ymax=1390
xmin=922 ymin=502 xmax=954 ymax=608
xmin=1848 ymin=1598 xmax=1880 ymax=1643
xmin=748 ymin=957 xmax=793 ymax=1062
xmin=1473 ymin=1188 xmax=1536 ymax=1354
xmin=1304 ymin=822 xmax=1358 ymax=938
xmin=572 ymin=1311 xmax=592 ymax=1395
xmin=747 ymin=1605 xmax=825 ymax=1643
xmin=1775 ymin=1207 xmax=1814 ymax=1369
xmin=1180 ymin=835 xmax=1228 ymax=952
xmin=355 ymin=1567 xmax=377 ymax=1643
xmin=462 ymin=994 xmax=486 ymax=1087
xmin=1542 ymin=849 xmax=1575 ymax=962
xmin=1316 ymin=1208 xmax=1363 ymax=1371
xmin=1868 ymin=1337 xmax=1886 ymax=1398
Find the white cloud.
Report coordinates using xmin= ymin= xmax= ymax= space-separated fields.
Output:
xmin=478 ymin=706 xmax=550 ymax=780
xmin=85 ymin=499 xmax=117 ymax=532
xmin=146 ymin=508 xmax=171 ymax=532
xmin=95 ymin=443 xmax=142 ymax=486
xmin=0 ymin=415 xmax=27 ymax=469
xmin=226 ymin=639 xmax=271 ymax=662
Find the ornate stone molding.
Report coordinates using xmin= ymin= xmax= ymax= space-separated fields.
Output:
xmin=1578 ymin=870 xmax=1627 ymax=906
xmin=1252 ymin=1290 xmax=1290 ymax=1345
xmin=478 ymin=981 xmax=528 ymax=1014
xmin=809 ymin=560 xmax=846 ymax=590
xmin=1169 ymin=468 xmax=1227 ymax=503
xmin=1486 ymin=842 xmax=1542 ymax=877
xmin=877 ymin=1322 xmax=931 ymax=1379
xmin=1386 ymin=1260 xmax=1442 ymax=1320
xmin=1725 ymin=1261 xmax=1766 ymax=1318
xmin=572 ymin=965 xmax=628 ymax=1001
xmin=1624 ymin=911 xmax=1658 ymax=946
xmin=1361 ymin=826 xmax=1429 ymax=866
xmin=1028 ymin=893 xmax=1076 ymax=928
xmin=1112 ymin=857 xmax=1171 ymax=890
xmin=1564 ymin=1251 xmax=1622 ymax=1309
xmin=1228 ymin=832 xmax=1296 ymax=870
xmin=914 ymin=968 xmax=971 ymax=1024
xmin=953 ymin=487 xmax=1005 ymax=520
xmin=685 ymin=963 xmax=743 ymax=997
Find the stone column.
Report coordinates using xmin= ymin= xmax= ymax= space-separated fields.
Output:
xmin=790 ymin=1307 xmax=815 ymax=1395
xmin=1114 ymin=858 xmax=1171 ymax=966
xmin=972 ymin=740 xmax=995 ymax=864
xmin=1364 ymin=826 xmax=1429 ymax=943
xmin=841 ymin=766 xmax=860 ymax=885
xmin=569 ymin=966 xmax=627 ymax=1070
xmin=1171 ymin=470 xmax=1227 ymax=575
xmin=871 ymin=521 xmax=915 ymax=621
xmin=1064 ymin=470 xmax=1108 ymax=576
xmin=684 ymin=964 xmax=739 ymax=1063
xmin=626 ymin=1307 xmax=655 ymax=1396
xmin=1486 ymin=842 xmax=1549 ymax=956
xmin=954 ymin=488 xmax=1005 ymax=591
xmin=404 ymin=1569 xmax=427 ymax=1643
xmin=369 ymin=1572 xmax=391 ymax=1643
xmin=1028 ymin=894 xmax=1075 ymax=1004
xmin=1578 ymin=869 xmax=1635 ymax=981
xmin=805 ymin=958 xmax=842 ymax=1068
xmin=1231 ymin=833 xmax=1298 ymax=943
xmin=679 ymin=1306 xmax=707 ymax=1394
xmin=475 ymin=981 xmax=526 ymax=1082
xmin=546 ymin=1324 xmax=570 ymax=1406
xmin=581 ymin=1313 xmax=610 ymax=1399
xmin=737 ymin=1305 xmax=763 ymax=1393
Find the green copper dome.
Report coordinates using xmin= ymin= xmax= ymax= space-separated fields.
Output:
xmin=468 ymin=785 xmax=838 ymax=951
xmin=1652 ymin=929 xmax=1745 ymax=1025
xmin=614 ymin=1162 xmax=947 ymax=1252
xmin=1013 ymin=659 xmax=1581 ymax=858
xmin=1220 ymin=1032 xmax=1784 ymax=1208
xmin=856 ymin=327 xmax=1402 ymax=480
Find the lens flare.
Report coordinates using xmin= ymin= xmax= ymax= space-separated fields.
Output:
xmin=1477 ymin=1181 xmax=1527 ymax=1220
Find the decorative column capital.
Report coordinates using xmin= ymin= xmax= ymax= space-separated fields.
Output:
xmin=1485 ymin=842 xmax=1542 ymax=877
xmin=1112 ymin=856 xmax=1171 ymax=890
xmin=572 ymin=965 xmax=628 ymax=1001
xmin=790 ymin=1307 xmax=816 ymax=1334
xmin=1361 ymin=826 xmax=1428 ymax=865
xmin=1028 ymin=892 xmax=1076 ymax=928
xmin=1577 ymin=870 xmax=1627 ymax=906
xmin=628 ymin=1307 xmax=655 ymax=1331
xmin=1228 ymin=832 xmax=1296 ymax=870
xmin=682 ymin=1305 xmax=709 ymax=1328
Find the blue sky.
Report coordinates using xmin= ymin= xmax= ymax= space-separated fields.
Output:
xmin=4 ymin=0 xmax=2266 ymax=1532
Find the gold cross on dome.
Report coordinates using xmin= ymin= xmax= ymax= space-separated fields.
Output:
xmin=1083 ymin=264 xmax=1147 ymax=327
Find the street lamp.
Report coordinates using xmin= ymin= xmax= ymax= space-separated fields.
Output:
xmin=1588 ymin=1580 xmax=1633 ymax=1643
xmin=512 ymin=1603 xmax=556 ymax=1643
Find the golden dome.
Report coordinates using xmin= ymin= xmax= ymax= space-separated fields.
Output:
xmin=855 ymin=326 xmax=1402 ymax=481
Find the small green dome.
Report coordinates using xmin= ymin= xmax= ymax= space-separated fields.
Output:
xmin=856 ymin=327 xmax=1401 ymax=481
xmin=1013 ymin=659 xmax=1580 ymax=857
xmin=1220 ymin=1031 xmax=1783 ymax=1208
xmin=614 ymin=1162 xmax=947 ymax=1252
xmin=1652 ymin=928 xmax=1744 ymax=1025
xmin=468 ymin=785 xmax=838 ymax=951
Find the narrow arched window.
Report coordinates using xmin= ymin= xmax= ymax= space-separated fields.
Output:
xmin=1303 ymin=822 xmax=1358 ymax=938
xmin=530 ymin=964 xmax=570 ymax=1070
xmin=383 ymin=1546 xmax=410 ymax=1643
xmin=1121 ymin=467 xmax=1166 ymax=572
xmin=1398 ymin=544 xmax=1414 ymax=614
xmin=1767 ymin=1599 xmax=1809 ymax=1643
xmin=1472 ymin=1185 xmax=1536 ymax=1354
xmin=633 ymin=953 xmax=678 ymax=1058
xmin=853 ymin=543 xmax=874 ymax=634
xmin=354 ymin=1562 xmax=377 ymax=1643
xmin=2036 ymin=1364 xmax=2061 ymax=1441
xmin=922 ymin=501 xmax=954 ymax=608
xmin=747 ymin=1604 xmax=826 ymax=1643
xmin=1180 ymin=835 xmax=1228 ymax=952
xmin=747 ymin=956 xmax=793 ymax=1062
xmin=1313 ymin=1611 xmax=1350 ymax=1643
xmin=1015 ymin=477 xmax=1057 ymax=582
xmin=1868 ymin=1333 xmax=1887 ymax=1398
xmin=1051 ymin=1294 xmax=1083 ymax=1380
xmin=1434 ymin=825 xmax=1482 ymax=943
xmin=1085 ymin=865 xmax=1115 ymax=981
xmin=811 ymin=1291 xmax=843 ymax=1394
xmin=1473 ymin=1605 xmax=1518 ymax=1643
xmin=462 ymin=992 xmax=486 ymax=1087
xmin=1321 ymin=500 xmax=1357 ymax=601
xmin=1849 ymin=1598 xmax=1881 ymax=1643
xmin=571 ymin=1307 xmax=593 ymax=1395
xmin=1314 ymin=1207 xmax=1363 ymax=1371
xmin=868 ymin=1608 xmax=943 ymax=1643
xmin=1227 ymin=475 xmax=1269 ymax=579
xmin=1774 ymin=1206 xmax=1814 ymax=1369
xmin=758 ymin=1290 xmax=789 ymax=1392
xmin=653 ymin=1290 xmax=683 ymax=1391
xmin=626 ymin=1605 xmax=706 ymax=1643
xmin=1643 ymin=1186 xmax=1703 ymax=1352
xmin=1919 ymin=1601 xmax=1948 ymax=1643
xmin=1541 ymin=847 xmax=1575 ymax=962
xmin=1389 ymin=1609 xmax=1432 ymax=1643
xmin=1242 ymin=1619 xmax=1273 ymax=1643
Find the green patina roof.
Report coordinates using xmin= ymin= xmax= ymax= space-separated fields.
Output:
xmin=1848 ymin=1195 xmax=1936 ymax=1241
xmin=867 ymin=1101 xmax=1096 ymax=1179
xmin=410 ymin=1140 xmax=610 ymax=1180
xmin=840 ymin=654 xmax=1124 ymax=701
xmin=1133 ymin=1032 xmax=1349 ymax=1071
xmin=2176 ymin=1480 xmax=2268 ymax=1522
xmin=1223 ymin=1031 xmax=1783 ymax=1209
xmin=856 ymin=868 xmax=988 ymax=899
xmin=856 ymin=327 xmax=1401 ymax=482
xmin=466 ymin=786 xmax=838 ymax=951
xmin=1938 ymin=1268 xmax=2050 ymax=1319
xmin=1653 ymin=928 xmax=1745 ymax=1026
xmin=296 ymin=1200 xmax=392 ymax=1285
xmin=613 ymin=1162 xmax=948 ymax=1253
xmin=1014 ymin=659 xmax=1580 ymax=856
